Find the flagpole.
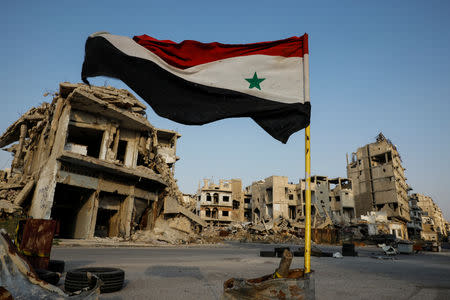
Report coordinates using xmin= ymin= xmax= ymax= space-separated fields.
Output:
xmin=304 ymin=125 xmax=311 ymax=273
xmin=302 ymin=34 xmax=311 ymax=273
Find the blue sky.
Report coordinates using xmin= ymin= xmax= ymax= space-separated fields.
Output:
xmin=1 ymin=1 xmax=449 ymax=219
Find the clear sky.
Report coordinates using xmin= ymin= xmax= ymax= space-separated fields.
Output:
xmin=1 ymin=1 xmax=449 ymax=220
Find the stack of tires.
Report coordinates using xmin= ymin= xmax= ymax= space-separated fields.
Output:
xmin=64 ymin=267 xmax=124 ymax=293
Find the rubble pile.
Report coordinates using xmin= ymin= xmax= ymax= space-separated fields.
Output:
xmin=199 ymin=217 xmax=305 ymax=244
xmin=131 ymin=216 xmax=197 ymax=245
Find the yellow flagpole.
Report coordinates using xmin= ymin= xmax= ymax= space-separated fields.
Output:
xmin=304 ymin=125 xmax=311 ymax=273
xmin=303 ymin=34 xmax=311 ymax=273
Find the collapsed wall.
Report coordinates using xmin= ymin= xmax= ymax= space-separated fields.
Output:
xmin=0 ymin=83 xmax=203 ymax=242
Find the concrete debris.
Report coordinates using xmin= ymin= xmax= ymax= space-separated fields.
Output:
xmin=0 ymin=200 xmax=21 ymax=214
xmin=0 ymin=230 xmax=101 ymax=299
xmin=378 ymin=244 xmax=398 ymax=256
xmin=223 ymin=266 xmax=315 ymax=300
xmin=131 ymin=216 xmax=196 ymax=245
xmin=198 ymin=217 xmax=304 ymax=244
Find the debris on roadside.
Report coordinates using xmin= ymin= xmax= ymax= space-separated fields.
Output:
xmin=0 ymin=230 xmax=101 ymax=299
xmin=223 ymin=249 xmax=315 ymax=300
xmin=378 ymin=244 xmax=398 ymax=256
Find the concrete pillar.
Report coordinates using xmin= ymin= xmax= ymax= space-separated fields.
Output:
xmin=29 ymin=105 xmax=70 ymax=219
xmin=74 ymin=191 xmax=96 ymax=239
xmin=88 ymin=191 xmax=100 ymax=238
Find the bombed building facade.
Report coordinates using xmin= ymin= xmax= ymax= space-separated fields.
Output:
xmin=412 ymin=193 xmax=448 ymax=240
xmin=0 ymin=83 xmax=192 ymax=239
xmin=407 ymin=194 xmax=423 ymax=240
xmin=196 ymin=179 xmax=246 ymax=226
xmin=241 ymin=175 xmax=356 ymax=227
xmin=249 ymin=176 xmax=300 ymax=223
xmin=347 ymin=133 xmax=410 ymax=225
xmin=298 ymin=176 xmax=356 ymax=226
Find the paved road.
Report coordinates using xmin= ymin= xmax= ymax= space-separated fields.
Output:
xmin=52 ymin=243 xmax=450 ymax=300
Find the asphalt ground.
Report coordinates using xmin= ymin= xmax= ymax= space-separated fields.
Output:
xmin=51 ymin=243 xmax=450 ymax=300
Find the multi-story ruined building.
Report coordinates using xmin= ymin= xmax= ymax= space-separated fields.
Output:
xmin=0 ymin=83 xmax=200 ymax=239
xmin=299 ymin=176 xmax=329 ymax=222
xmin=246 ymin=175 xmax=356 ymax=226
xmin=243 ymin=186 xmax=252 ymax=222
xmin=413 ymin=193 xmax=447 ymax=239
xmin=250 ymin=176 xmax=300 ymax=222
xmin=407 ymin=194 xmax=423 ymax=240
xmin=196 ymin=179 xmax=244 ymax=226
xmin=299 ymin=176 xmax=356 ymax=226
xmin=329 ymin=177 xmax=356 ymax=224
xmin=347 ymin=133 xmax=410 ymax=223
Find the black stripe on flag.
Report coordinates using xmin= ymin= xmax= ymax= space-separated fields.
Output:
xmin=82 ymin=36 xmax=310 ymax=143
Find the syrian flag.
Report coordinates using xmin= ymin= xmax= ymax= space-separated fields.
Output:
xmin=82 ymin=32 xmax=310 ymax=143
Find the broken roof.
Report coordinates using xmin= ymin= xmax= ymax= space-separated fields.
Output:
xmin=0 ymin=83 xmax=154 ymax=148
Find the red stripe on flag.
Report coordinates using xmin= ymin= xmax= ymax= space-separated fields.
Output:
xmin=133 ymin=34 xmax=308 ymax=70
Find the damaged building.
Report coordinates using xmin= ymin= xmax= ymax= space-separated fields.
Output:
xmin=407 ymin=194 xmax=423 ymax=240
xmin=196 ymin=179 xmax=245 ymax=226
xmin=347 ymin=133 xmax=410 ymax=227
xmin=247 ymin=175 xmax=356 ymax=227
xmin=299 ymin=176 xmax=356 ymax=226
xmin=0 ymin=83 xmax=202 ymax=240
xmin=413 ymin=193 xmax=448 ymax=240
xmin=249 ymin=176 xmax=300 ymax=223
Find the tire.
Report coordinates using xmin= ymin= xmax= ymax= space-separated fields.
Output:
xmin=48 ymin=260 xmax=65 ymax=273
xmin=36 ymin=269 xmax=60 ymax=285
xmin=260 ymin=251 xmax=276 ymax=257
xmin=64 ymin=267 xmax=124 ymax=293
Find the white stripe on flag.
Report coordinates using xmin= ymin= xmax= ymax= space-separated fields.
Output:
xmin=101 ymin=34 xmax=305 ymax=104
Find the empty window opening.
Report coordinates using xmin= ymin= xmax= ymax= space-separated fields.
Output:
xmin=223 ymin=196 xmax=230 ymax=202
xmin=244 ymin=198 xmax=251 ymax=204
xmin=387 ymin=151 xmax=392 ymax=162
xmin=116 ymin=140 xmax=128 ymax=164
xmin=232 ymin=200 xmax=240 ymax=209
xmin=289 ymin=206 xmax=296 ymax=219
xmin=254 ymin=208 xmax=260 ymax=219
xmin=206 ymin=193 xmax=211 ymax=201
xmin=289 ymin=194 xmax=294 ymax=200
xmin=137 ymin=152 xmax=146 ymax=166
xmin=371 ymin=153 xmax=387 ymax=166
xmin=213 ymin=193 xmax=219 ymax=203
xmin=222 ymin=211 xmax=229 ymax=217
xmin=336 ymin=196 xmax=341 ymax=202
xmin=205 ymin=208 xmax=211 ymax=217
xmin=343 ymin=207 xmax=355 ymax=219
xmin=66 ymin=125 xmax=103 ymax=158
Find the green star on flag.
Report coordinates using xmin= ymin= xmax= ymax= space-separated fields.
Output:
xmin=245 ymin=72 xmax=265 ymax=90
